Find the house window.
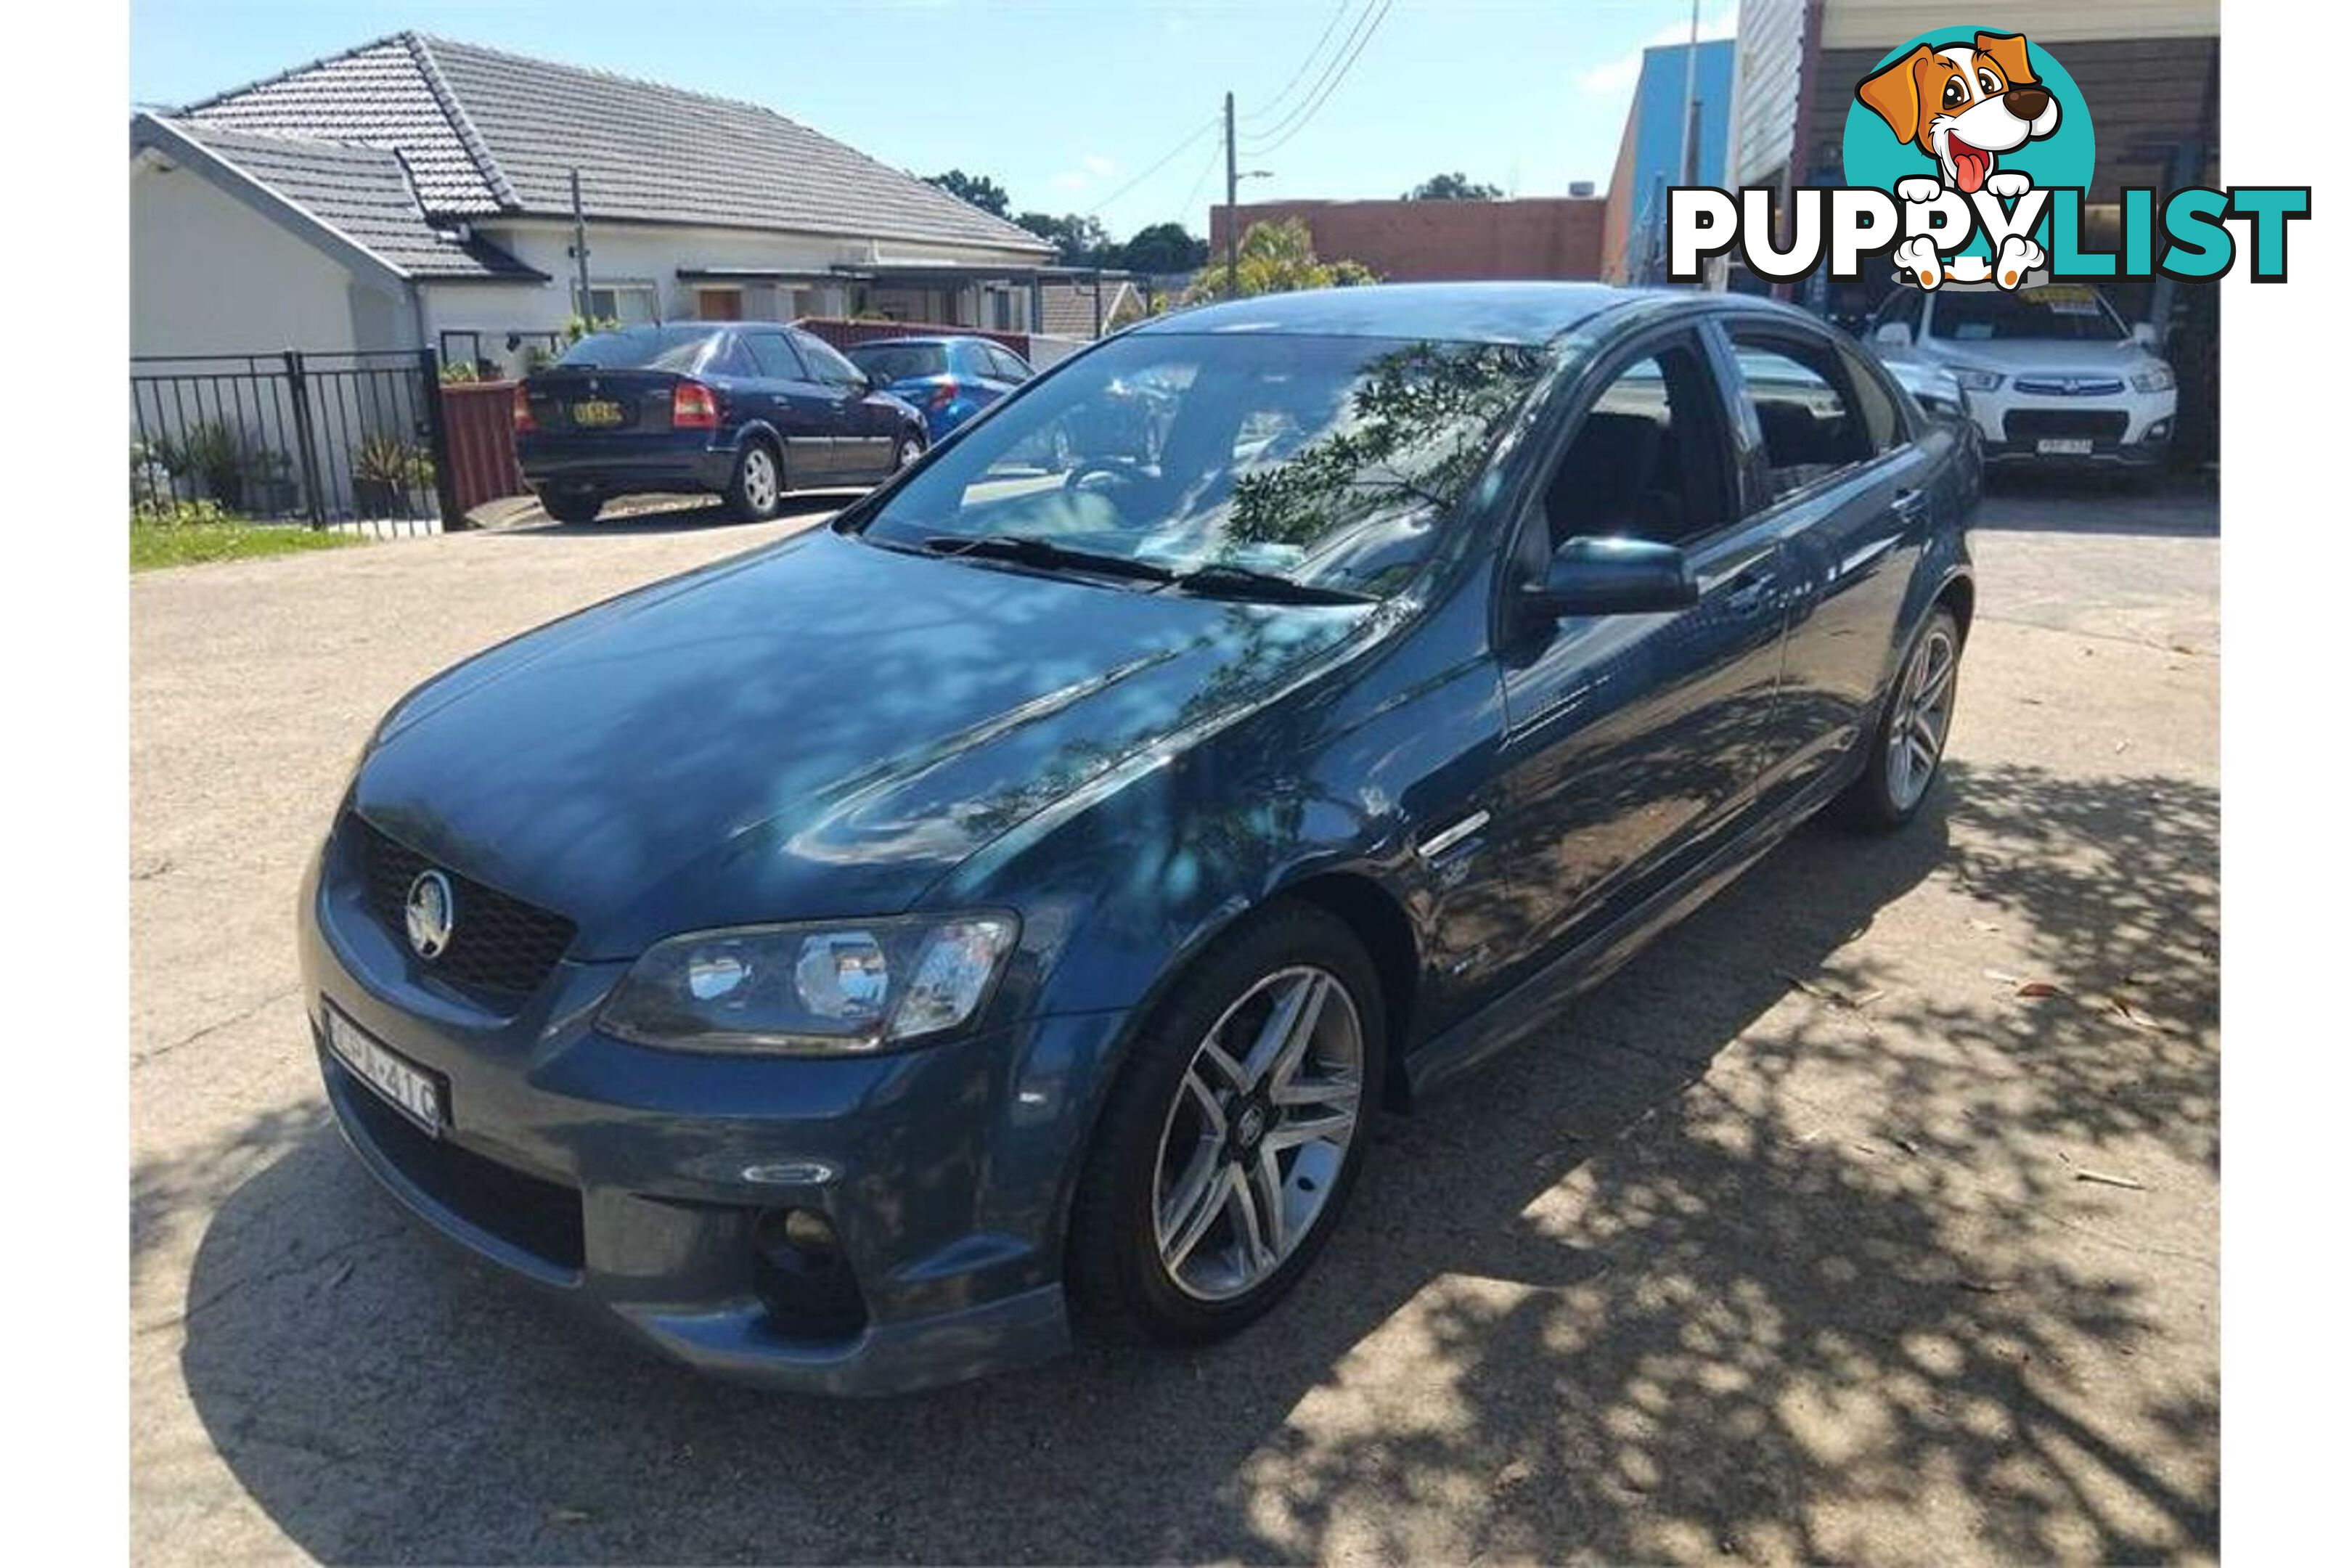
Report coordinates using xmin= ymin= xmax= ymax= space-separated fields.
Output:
xmin=695 ymin=287 xmax=744 ymax=322
xmin=587 ymin=284 xmax=658 ymax=325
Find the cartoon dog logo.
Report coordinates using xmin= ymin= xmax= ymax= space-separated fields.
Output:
xmin=1858 ymin=30 xmax=2059 ymax=289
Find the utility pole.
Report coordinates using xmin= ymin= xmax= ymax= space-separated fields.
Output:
xmin=1675 ymin=0 xmax=1701 ymax=189
xmin=569 ymin=168 xmax=592 ymax=324
xmin=1223 ymin=90 xmax=1238 ymax=295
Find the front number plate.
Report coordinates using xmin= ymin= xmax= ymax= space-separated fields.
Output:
xmin=571 ymin=399 xmax=625 ymax=428
xmin=325 ymin=1007 xmax=445 ymax=1136
xmin=2036 ymin=437 xmax=2095 ymax=455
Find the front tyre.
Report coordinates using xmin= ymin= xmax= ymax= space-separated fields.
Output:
xmin=724 ymin=440 xmax=783 ymax=522
xmin=1836 ymin=604 xmax=1961 ymax=830
xmin=1067 ymin=901 xmax=1384 ymax=1344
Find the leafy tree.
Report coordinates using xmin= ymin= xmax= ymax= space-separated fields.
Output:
xmin=1402 ymin=171 xmax=1504 ymax=201
xmin=1227 ymin=340 xmax=1545 ymax=557
xmin=1118 ymin=221 xmax=1210 ymax=274
xmin=1183 ymin=218 xmax=1378 ymax=303
xmin=926 ymin=169 xmax=1010 ymax=217
xmin=1013 ymin=211 xmax=1114 ymax=266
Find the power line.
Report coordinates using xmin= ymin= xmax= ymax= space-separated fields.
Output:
xmin=1241 ymin=0 xmax=1381 ymax=149
xmin=1244 ymin=0 xmax=1393 ymax=158
xmin=1242 ymin=0 xmax=1355 ymax=125
xmin=1081 ymin=115 xmax=1221 ymax=219
xmin=1172 ymin=136 xmax=1224 ymax=232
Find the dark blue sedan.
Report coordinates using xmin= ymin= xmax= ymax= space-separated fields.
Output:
xmin=842 ymin=334 xmax=1034 ymax=443
xmin=303 ymin=283 xmax=1975 ymax=1393
xmin=515 ymin=323 xmax=929 ymax=523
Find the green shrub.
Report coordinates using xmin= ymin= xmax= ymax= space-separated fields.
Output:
xmin=351 ymin=432 xmax=433 ymax=489
xmin=131 ymin=498 xmax=236 ymax=529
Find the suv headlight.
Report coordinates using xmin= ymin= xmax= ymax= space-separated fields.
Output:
xmin=1949 ymin=367 xmax=2004 ymax=392
xmin=2133 ymin=364 xmax=2176 ymax=393
xmin=600 ymin=913 xmax=1019 ymax=1054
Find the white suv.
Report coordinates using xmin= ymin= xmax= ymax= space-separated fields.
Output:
xmin=1868 ymin=283 xmax=2176 ymax=473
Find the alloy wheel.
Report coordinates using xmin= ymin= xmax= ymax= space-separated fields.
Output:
xmin=1150 ymin=966 xmax=1365 ymax=1302
xmin=742 ymin=446 xmax=779 ymax=511
xmin=1886 ymin=622 xmax=1958 ymax=810
xmin=896 ymin=436 xmax=922 ymax=470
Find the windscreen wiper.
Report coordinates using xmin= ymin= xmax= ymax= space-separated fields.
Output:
xmin=923 ymin=534 xmax=1175 ymax=586
xmin=1167 ymin=563 xmax=1378 ymax=605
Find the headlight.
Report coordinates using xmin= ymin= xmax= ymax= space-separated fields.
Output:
xmin=2133 ymin=364 xmax=2176 ymax=393
xmin=600 ymin=913 xmax=1019 ymax=1054
xmin=1949 ymin=367 xmax=2004 ymax=392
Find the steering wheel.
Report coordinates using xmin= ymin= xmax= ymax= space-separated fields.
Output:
xmin=1062 ymin=461 xmax=1138 ymax=494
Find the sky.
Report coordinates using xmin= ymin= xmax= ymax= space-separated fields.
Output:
xmin=129 ymin=0 xmax=1734 ymax=242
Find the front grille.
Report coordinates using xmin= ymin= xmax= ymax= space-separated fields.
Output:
xmin=2014 ymin=377 xmax=2126 ymax=396
xmin=2004 ymin=409 xmax=2130 ymax=443
xmin=348 ymin=814 xmax=576 ymax=1000
xmin=333 ymin=1057 xmax=587 ymax=1272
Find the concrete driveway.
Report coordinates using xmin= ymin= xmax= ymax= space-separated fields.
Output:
xmin=131 ymin=483 xmax=2218 ymax=1565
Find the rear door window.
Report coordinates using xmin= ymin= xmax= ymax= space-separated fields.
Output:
xmin=793 ymin=332 xmax=869 ymax=388
xmin=1725 ymin=331 xmax=1885 ymax=505
xmin=746 ymin=332 xmax=807 ymax=381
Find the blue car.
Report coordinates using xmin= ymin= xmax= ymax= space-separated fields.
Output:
xmin=841 ymin=334 xmax=1034 ymax=443
xmin=303 ymin=284 xmax=1975 ymax=1394
xmin=515 ymin=323 xmax=929 ymax=523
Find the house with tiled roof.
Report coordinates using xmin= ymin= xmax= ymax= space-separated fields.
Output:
xmin=130 ymin=32 xmax=1066 ymax=372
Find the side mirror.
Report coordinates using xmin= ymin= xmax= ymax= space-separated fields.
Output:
xmin=1873 ymin=322 xmax=1913 ymax=348
xmin=1526 ymin=536 xmax=1697 ymax=619
xmin=2131 ymin=322 xmax=2160 ymax=349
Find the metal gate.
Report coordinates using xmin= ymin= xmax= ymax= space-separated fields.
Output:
xmin=129 ymin=348 xmax=461 ymax=537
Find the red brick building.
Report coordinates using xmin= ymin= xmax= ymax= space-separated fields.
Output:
xmin=1209 ymin=195 xmax=1608 ymax=283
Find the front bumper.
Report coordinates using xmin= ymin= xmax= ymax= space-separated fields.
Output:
xmin=298 ymin=838 xmax=1129 ymax=1395
xmin=1967 ymin=385 xmax=2177 ymax=467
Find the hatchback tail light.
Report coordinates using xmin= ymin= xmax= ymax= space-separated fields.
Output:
xmin=672 ymin=380 xmax=721 ymax=429
xmin=511 ymin=384 xmax=537 ymax=434
xmin=927 ymin=381 xmax=959 ymax=412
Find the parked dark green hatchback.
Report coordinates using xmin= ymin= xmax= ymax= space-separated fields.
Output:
xmin=302 ymin=283 xmax=1975 ymax=1393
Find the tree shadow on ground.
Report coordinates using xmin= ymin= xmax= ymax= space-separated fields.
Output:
xmin=155 ymin=758 xmax=2217 ymax=1564
xmin=1975 ymin=472 xmax=2217 ymax=539
xmin=513 ymin=492 xmax=849 ymax=539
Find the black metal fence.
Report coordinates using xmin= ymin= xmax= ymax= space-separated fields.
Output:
xmin=129 ymin=348 xmax=460 ymax=536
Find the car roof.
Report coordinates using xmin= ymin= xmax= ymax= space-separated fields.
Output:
xmin=1132 ymin=282 xmax=1650 ymax=346
xmin=842 ymin=335 xmax=979 ymax=349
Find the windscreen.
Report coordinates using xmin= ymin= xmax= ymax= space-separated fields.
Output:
xmin=848 ymin=344 xmax=950 ymax=381
xmin=1930 ymin=285 xmax=2127 ymax=343
xmin=555 ymin=326 xmax=721 ymax=370
xmin=856 ymin=331 xmax=1549 ymax=598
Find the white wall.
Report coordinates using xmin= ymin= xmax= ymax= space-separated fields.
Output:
xmin=131 ymin=155 xmax=409 ymax=356
xmin=420 ymin=218 xmax=1053 ymax=372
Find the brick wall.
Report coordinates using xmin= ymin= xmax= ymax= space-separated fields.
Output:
xmin=1209 ymin=197 xmax=1609 ymax=282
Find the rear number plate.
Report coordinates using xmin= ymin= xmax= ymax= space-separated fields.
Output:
xmin=2036 ymin=437 xmax=2095 ymax=455
xmin=571 ymin=399 xmax=625 ymax=428
xmin=325 ymin=1007 xmax=445 ymax=1135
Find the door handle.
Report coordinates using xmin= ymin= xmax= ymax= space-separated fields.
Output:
xmin=1724 ymin=572 xmax=1779 ymax=616
xmin=1892 ymin=486 xmax=1930 ymax=523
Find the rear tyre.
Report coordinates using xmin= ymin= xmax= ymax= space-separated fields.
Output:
xmin=1066 ymin=900 xmax=1384 ymax=1345
xmin=1834 ymin=605 xmax=1961 ymax=831
xmin=724 ymin=440 xmax=784 ymax=522
xmin=892 ymin=433 xmax=924 ymax=473
xmin=541 ymin=489 xmax=603 ymax=525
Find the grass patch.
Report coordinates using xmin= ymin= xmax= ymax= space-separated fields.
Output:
xmin=130 ymin=504 xmax=367 ymax=573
